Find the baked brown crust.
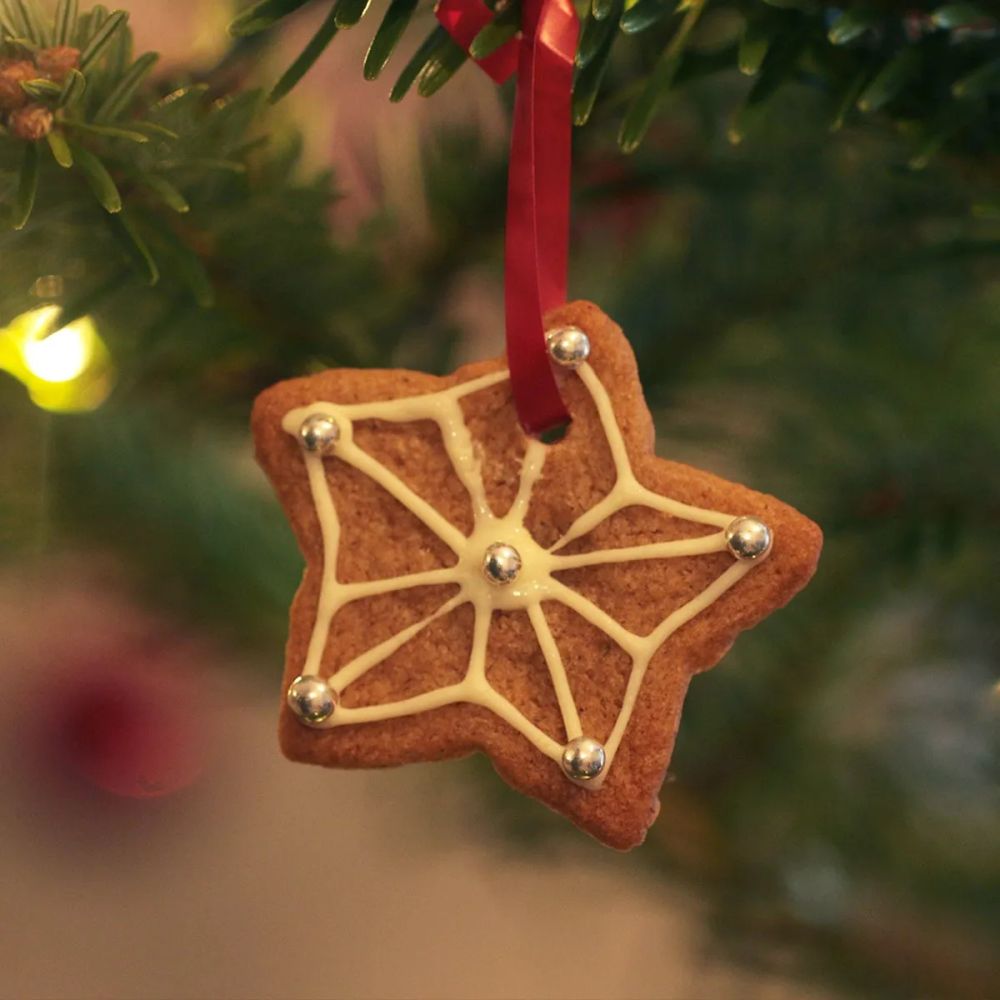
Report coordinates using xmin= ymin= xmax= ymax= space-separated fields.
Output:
xmin=252 ymin=301 xmax=822 ymax=849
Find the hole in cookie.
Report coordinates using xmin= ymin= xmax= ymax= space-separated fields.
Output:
xmin=538 ymin=420 xmax=570 ymax=445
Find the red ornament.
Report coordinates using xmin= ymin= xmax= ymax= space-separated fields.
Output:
xmin=46 ymin=663 xmax=204 ymax=799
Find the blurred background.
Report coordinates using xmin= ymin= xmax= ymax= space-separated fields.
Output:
xmin=1 ymin=1 xmax=998 ymax=998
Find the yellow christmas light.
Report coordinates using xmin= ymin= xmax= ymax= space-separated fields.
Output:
xmin=0 ymin=305 xmax=113 ymax=412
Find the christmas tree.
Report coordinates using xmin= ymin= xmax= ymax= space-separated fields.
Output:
xmin=1 ymin=1 xmax=997 ymax=996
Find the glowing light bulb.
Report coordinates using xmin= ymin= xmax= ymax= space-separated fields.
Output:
xmin=0 ymin=305 xmax=113 ymax=412
xmin=23 ymin=315 xmax=94 ymax=383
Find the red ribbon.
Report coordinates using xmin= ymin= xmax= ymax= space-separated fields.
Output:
xmin=437 ymin=0 xmax=578 ymax=435
xmin=435 ymin=0 xmax=518 ymax=82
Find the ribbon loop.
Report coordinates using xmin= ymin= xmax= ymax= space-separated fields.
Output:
xmin=435 ymin=0 xmax=518 ymax=82
xmin=437 ymin=0 xmax=578 ymax=435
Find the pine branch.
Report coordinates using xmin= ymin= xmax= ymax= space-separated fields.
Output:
xmin=227 ymin=0 xmax=1000 ymax=160
xmin=0 ymin=5 xmax=159 ymax=227
xmin=0 ymin=5 xmax=380 ymax=342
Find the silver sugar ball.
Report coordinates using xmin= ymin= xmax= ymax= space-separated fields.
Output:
xmin=299 ymin=413 xmax=340 ymax=455
xmin=725 ymin=516 xmax=772 ymax=561
xmin=287 ymin=675 xmax=337 ymax=725
xmin=546 ymin=325 xmax=591 ymax=369
xmin=561 ymin=736 xmax=606 ymax=782
xmin=482 ymin=542 xmax=522 ymax=585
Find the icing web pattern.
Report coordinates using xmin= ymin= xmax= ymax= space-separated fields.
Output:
xmin=281 ymin=363 xmax=761 ymax=783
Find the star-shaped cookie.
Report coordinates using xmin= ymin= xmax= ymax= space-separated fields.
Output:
xmin=252 ymin=300 xmax=822 ymax=849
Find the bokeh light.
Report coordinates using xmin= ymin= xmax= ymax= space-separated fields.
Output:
xmin=0 ymin=304 xmax=114 ymax=412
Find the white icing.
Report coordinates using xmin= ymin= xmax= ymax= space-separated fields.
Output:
xmin=279 ymin=359 xmax=765 ymax=786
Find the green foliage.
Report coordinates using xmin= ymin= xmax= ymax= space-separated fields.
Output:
xmin=268 ymin=5 xmax=339 ymax=102
xmin=468 ymin=0 xmax=518 ymax=60
xmin=228 ymin=0 xmax=1000 ymax=157
xmin=52 ymin=404 xmax=304 ymax=651
xmin=0 ymin=7 xmax=426 ymax=352
xmin=364 ymin=0 xmax=420 ymax=79
xmin=617 ymin=0 xmax=704 ymax=150
xmin=0 ymin=2 xmax=998 ymax=996
xmin=582 ymin=84 xmax=998 ymax=994
xmin=12 ymin=139 xmax=37 ymax=227
xmin=0 ymin=3 xmax=156 ymax=227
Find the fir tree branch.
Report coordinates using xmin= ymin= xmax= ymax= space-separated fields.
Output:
xmin=227 ymin=0 xmax=1000 ymax=159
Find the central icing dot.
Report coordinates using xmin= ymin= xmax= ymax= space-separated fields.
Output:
xmin=482 ymin=542 xmax=521 ymax=585
xmin=463 ymin=522 xmax=554 ymax=610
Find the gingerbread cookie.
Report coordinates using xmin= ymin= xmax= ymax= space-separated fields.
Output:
xmin=252 ymin=301 xmax=822 ymax=849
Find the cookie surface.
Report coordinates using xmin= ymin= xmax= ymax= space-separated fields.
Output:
xmin=252 ymin=301 xmax=822 ymax=849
